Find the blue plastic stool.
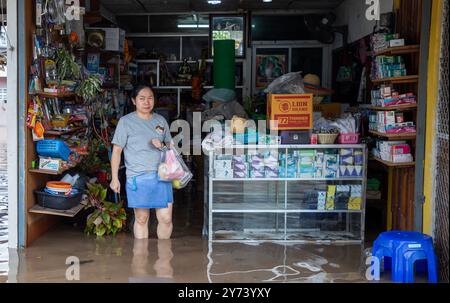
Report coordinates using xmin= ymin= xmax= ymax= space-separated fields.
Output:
xmin=372 ymin=231 xmax=438 ymax=283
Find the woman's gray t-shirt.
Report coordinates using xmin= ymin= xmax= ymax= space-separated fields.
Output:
xmin=111 ymin=112 xmax=172 ymax=177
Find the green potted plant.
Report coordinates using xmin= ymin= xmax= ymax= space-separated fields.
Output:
xmin=76 ymin=73 xmax=103 ymax=103
xmin=84 ymin=183 xmax=127 ymax=237
xmin=56 ymin=48 xmax=81 ymax=82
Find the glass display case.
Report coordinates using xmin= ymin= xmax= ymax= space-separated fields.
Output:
xmin=206 ymin=144 xmax=368 ymax=243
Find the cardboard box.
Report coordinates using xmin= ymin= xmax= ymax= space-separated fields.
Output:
xmin=39 ymin=157 xmax=62 ymax=172
xmin=313 ymin=103 xmax=342 ymax=119
xmin=389 ymin=38 xmax=405 ymax=47
xmin=267 ymin=94 xmax=313 ymax=130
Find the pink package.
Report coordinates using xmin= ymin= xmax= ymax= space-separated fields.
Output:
xmin=391 ymin=145 xmax=410 ymax=155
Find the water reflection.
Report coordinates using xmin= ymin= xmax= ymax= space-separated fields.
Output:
xmin=129 ymin=238 xmax=174 ymax=283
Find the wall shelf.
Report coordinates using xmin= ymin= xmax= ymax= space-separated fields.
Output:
xmin=28 ymin=204 xmax=84 ymax=217
xmin=368 ymin=104 xmax=417 ymax=111
xmin=371 ymin=75 xmax=419 ymax=84
xmin=372 ymin=157 xmax=415 ymax=167
xmin=45 ymin=126 xmax=87 ymax=136
xmin=36 ymin=92 xmax=77 ymax=98
xmin=29 ymin=168 xmax=68 ymax=175
xmin=374 ymin=45 xmax=420 ymax=56
xmin=369 ymin=130 xmax=417 ymax=140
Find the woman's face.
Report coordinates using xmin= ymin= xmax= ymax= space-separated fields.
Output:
xmin=133 ymin=87 xmax=155 ymax=114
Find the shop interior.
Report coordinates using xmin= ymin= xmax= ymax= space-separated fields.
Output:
xmin=23 ymin=0 xmax=425 ymax=250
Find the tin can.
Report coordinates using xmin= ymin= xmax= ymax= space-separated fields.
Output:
xmin=310 ymin=134 xmax=318 ymax=144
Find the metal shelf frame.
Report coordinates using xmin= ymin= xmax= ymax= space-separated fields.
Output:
xmin=207 ymin=144 xmax=368 ymax=243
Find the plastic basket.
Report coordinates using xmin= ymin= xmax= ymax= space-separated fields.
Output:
xmin=35 ymin=189 xmax=82 ymax=210
xmin=36 ymin=140 xmax=71 ymax=161
xmin=317 ymin=133 xmax=338 ymax=144
xmin=338 ymin=133 xmax=360 ymax=144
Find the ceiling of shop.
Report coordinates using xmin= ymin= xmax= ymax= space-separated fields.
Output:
xmin=100 ymin=0 xmax=345 ymax=14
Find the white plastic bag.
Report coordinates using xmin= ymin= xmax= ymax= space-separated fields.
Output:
xmin=264 ymin=72 xmax=306 ymax=94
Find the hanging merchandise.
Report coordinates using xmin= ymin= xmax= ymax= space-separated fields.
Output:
xmin=45 ymin=0 xmax=66 ymax=26
xmin=44 ymin=59 xmax=58 ymax=87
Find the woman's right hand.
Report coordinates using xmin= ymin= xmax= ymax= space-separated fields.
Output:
xmin=110 ymin=178 xmax=121 ymax=193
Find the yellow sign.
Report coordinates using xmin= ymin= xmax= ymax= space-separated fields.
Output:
xmin=267 ymin=93 xmax=313 ymax=130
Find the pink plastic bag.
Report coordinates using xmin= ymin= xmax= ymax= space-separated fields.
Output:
xmin=158 ymin=149 xmax=185 ymax=181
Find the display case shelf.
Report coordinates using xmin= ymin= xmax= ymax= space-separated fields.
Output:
xmin=28 ymin=168 xmax=69 ymax=175
xmin=207 ymin=144 xmax=368 ymax=243
xmin=45 ymin=126 xmax=87 ymax=136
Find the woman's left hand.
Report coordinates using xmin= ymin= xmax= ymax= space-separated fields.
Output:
xmin=151 ymin=139 xmax=163 ymax=149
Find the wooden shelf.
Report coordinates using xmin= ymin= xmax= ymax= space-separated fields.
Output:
xmin=375 ymin=45 xmax=420 ymax=56
xmin=29 ymin=168 xmax=68 ymax=175
xmin=372 ymin=75 xmax=419 ymax=84
xmin=36 ymin=92 xmax=76 ymax=98
xmin=368 ymin=104 xmax=418 ymax=111
xmin=45 ymin=126 xmax=87 ymax=136
xmin=372 ymin=157 xmax=415 ymax=167
xmin=28 ymin=204 xmax=84 ymax=217
xmin=369 ymin=130 xmax=417 ymax=140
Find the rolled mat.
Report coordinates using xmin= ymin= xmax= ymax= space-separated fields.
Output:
xmin=213 ymin=39 xmax=235 ymax=90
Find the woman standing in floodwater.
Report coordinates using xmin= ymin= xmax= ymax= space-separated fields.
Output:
xmin=110 ymin=84 xmax=174 ymax=239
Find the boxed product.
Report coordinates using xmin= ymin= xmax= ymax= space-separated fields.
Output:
xmin=214 ymin=160 xmax=232 ymax=170
xmin=250 ymin=170 xmax=265 ymax=178
xmin=348 ymin=185 xmax=362 ymax=210
xmin=39 ymin=157 xmax=62 ymax=172
xmin=317 ymin=191 xmax=327 ymax=210
xmin=335 ymin=185 xmax=350 ymax=210
xmin=302 ymin=191 xmax=318 ymax=209
xmin=353 ymin=150 xmax=364 ymax=165
xmin=233 ymin=170 xmax=248 ymax=178
xmin=265 ymin=167 xmax=279 ymax=178
xmin=324 ymin=154 xmax=339 ymax=178
xmin=267 ymin=94 xmax=313 ymax=130
xmin=389 ymin=38 xmax=405 ymax=47
xmin=215 ymin=169 xmax=233 ymax=179
xmin=326 ymin=185 xmax=336 ymax=210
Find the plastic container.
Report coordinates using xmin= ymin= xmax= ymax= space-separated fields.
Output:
xmin=338 ymin=133 xmax=360 ymax=144
xmin=36 ymin=140 xmax=71 ymax=161
xmin=35 ymin=189 xmax=82 ymax=210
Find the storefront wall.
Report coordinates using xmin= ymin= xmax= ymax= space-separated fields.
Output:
xmin=11 ymin=0 xmax=444 ymax=248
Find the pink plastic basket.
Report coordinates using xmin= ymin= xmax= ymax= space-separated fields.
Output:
xmin=338 ymin=133 xmax=359 ymax=144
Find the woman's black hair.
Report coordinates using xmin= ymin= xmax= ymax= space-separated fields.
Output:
xmin=132 ymin=83 xmax=154 ymax=99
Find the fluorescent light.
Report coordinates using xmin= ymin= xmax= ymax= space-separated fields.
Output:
xmin=207 ymin=0 xmax=222 ymax=4
xmin=177 ymin=24 xmax=210 ymax=28
xmin=263 ymin=0 xmax=272 ymax=2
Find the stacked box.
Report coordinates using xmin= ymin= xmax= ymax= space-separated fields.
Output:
xmin=335 ymin=185 xmax=351 ymax=210
xmin=317 ymin=191 xmax=327 ymax=210
xmin=249 ymin=153 xmax=265 ymax=178
xmin=348 ymin=185 xmax=362 ymax=210
xmin=324 ymin=153 xmax=339 ymax=178
xmin=279 ymin=152 xmax=297 ymax=178
xmin=302 ymin=191 xmax=318 ymax=210
xmin=326 ymin=185 xmax=336 ymax=210
xmin=214 ymin=159 xmax=233 ymax=178
xmin=314 ymin=151 xmax=325 ymax=178
xmin=298 ymin=149 xmax=316 ymax=178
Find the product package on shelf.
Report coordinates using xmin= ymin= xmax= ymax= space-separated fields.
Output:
xmin=298 ymin=149 xmax=316 ymax=178
xmin=317 ymin=191 xmax=327 ymax=210
xmin=335 ymin=185 xmax=351 ymax=210
xmin=371 ymin=55 xmax=407 ymax=80
xmin=375 ymin=141 xmax=414 ymax=163
xmin=302 ymin=191 xmax=319 ymax=210
xmin=324 ymin=152 xmax=339 ymax=179
xmin=348 ymin=185 xmax=363 ymax=210
xmin=371 ymin=33 xmax=400 ymax=52
xmin=371 ymin=84 xmax=417 ymax=107
xmin=326 ymin=185 xmax=336 ymax=210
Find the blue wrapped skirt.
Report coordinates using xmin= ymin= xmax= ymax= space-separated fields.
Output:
xmin=126 ymin=172 xmax=173 ymax=209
